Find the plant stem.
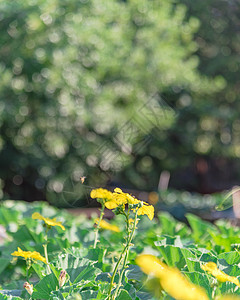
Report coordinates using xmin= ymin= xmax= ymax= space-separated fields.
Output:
xmin=93 ymin=203 xmax=105 ymax=249
xmin=107 ymin=208 xmax=138 ymax=300
xmin=43 ymin=243 xmax=51 ymax=274
xmin=112 ymin=210 xmax=138 ymax=299
xmin=26 ymin=260 xmax=29 ymax=282
xmin=107 ymin=246 xmax=127 ymax=300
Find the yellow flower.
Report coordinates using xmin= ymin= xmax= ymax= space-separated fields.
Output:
xmin=112 ymin=188 xmax=129 ymax=206
xmin=105 ymin=200 xmax=119 ymax=209
xmin=90 ymin=188 xmax=120 ymax=209
xmin=32 ymin=212 xmax=65 ymax=230
xmin=136 ymin=254 xmax=208 ymax=300
xmin=90 ymin=188 xmax=113 ymax=201
xmin=137 ymin=203 xmax=154 ymax=220
xmin=95 ymin=218 xmax=120 ymax=232
xmin=113 ymin=188 xmax=154 ymax=220
xmin=201 ymin=262 xmax=240 ymax=287
xmin=113 ymin=187 xmax=140 ymax=205
xmin=11 ymin=247 xmax=46 ymax=263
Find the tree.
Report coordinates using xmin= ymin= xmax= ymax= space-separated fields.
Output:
xmin=0 ymin=0 xmax=222 ymax=205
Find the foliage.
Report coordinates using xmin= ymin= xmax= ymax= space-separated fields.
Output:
xmin=0 ymin=195 xmax=240 ymax=299
xmin=0 ymin=0 xmax=224 ymax=203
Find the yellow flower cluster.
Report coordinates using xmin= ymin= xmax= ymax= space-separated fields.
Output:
xmin=90 ymin=188 xmax=113 ymax=202
xmin=112 ymin=188 xmax=139 ymax=205
xmin=90 ymin=188 xmax=117 ymax=209
xmin=201 ymin=262 xmax=240 ymax=287
xmin=90 ymin=188 xmax=154 ymax=220
xmin=11 ymin=247 xmax=46 ymax=263
xmin=137 ymin=204 xmax=154 ymax=220
xmin=32 ymin=212 xmax=65 ymax=230
xmin=95 ymin=218 xmax=120 ymax=232
xmin=136 ymin=254 xmax=208 ymax=300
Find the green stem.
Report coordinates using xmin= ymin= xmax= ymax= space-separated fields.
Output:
xmin=26 ymin=258 xmax=33 ymax=283
xmin=43 ymin=243 xmax=51 ymax=274
xmin=112 ymin=210 xmax=138 ymax=299
xmin=26 ymin=261 xmax=29 ymax=282
xmin=93 ymin=203 xmax=105 ymax=248
xmin=107 ymin=246 xmax=127 ymax=300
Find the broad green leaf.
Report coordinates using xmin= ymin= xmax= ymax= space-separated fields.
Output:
xmin=219 ymin=281 xmax=240 ymax=296
xmin=126 ymin=265 xmax=144 ymax=282
xmin=12 ymin=225 xmax=40 ymax=243
xmin=181 ymin=248 xmax=201 ymax=272
xmin=32 ymin=273 xmax=59 ymax=300
xmin=55 ymin=253 xmax=94 ymax=270
xmin=80 ymin=290 xmax=98 ymax=300
xmin=0 ymin=258 xmax=11 ymax=275
xmin=158 ymin=212 xmax=177 ymax=236
xmin=69 ymin=265 xmax=101 ymax=284
xmin=155 ymin=245 xmax=185 ymax=268
xmin=155 ymin=235 xmax=183 ymax=247
xmin=0 ymin=207 xmax=19 ymax=226
xmin=116 ymin=289 xmax=133 ymax=300
xmin=186 ymin=214 xmax=216 ymax=242
xmin=218 ymin=251 xmax=240 ymax=265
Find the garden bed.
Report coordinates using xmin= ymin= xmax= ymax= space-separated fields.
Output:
xmin=0 ymin=188 xmax=240 ymax=299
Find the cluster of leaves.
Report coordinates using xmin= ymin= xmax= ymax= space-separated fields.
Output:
xmin=0 ymin=200 xmax=240 ymax=299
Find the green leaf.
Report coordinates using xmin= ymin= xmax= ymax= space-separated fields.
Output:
xmin=218 ymin=251 xmax=240 ymax=265
xmin=0 ymin=292 xmax=22 ymax=300
xmin=0 ymin=207 xmax=19 ymax=226
xmin=79 ymin=290 xmax=98 ymax=300
xmin=158 ymin=212 xmax=177 ymax=236
xmin=183 ymin=272 xmax=211 ymax=299
xmin=126 ymin=265 xmax=144 ymax=282
xmin=12 ymin=225 xmax=42 ymax=243
xmin=69 ymin=265 xmax=101 ymax=284
xmin=0 ymin=257 xmax=11 ymax=275
xmin=155 ymin=245 xmax=185 ymax=269
xmin=155 ymin=235 xmax=183 ymax=247
xmin=55 ymin=253 xmax=94 ymax=270
xmin=116 ymin=289 xmax=133 ymax=300
xmin=32 ymin=273 xmax=59 ymax=300
xmin=186 ymin=214 xmax=216 ymax=242
xmin=87 ymin=248 xmax=107 ymax=264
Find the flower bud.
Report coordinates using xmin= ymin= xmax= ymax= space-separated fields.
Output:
xmin=59 ymin=270 xmax=67 ymax=288
xmin=23 ymin=282 xmax=33 ymax=295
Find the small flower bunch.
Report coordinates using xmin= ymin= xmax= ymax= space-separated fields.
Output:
xmin=12 ymin=247 xmax=46 ymax=282
xmin=11 ymin=247 xmax=46 ymax=264
xmin=90 ymin=187 xmax=154 ymax=299
xmin=90 ymin=187 xmax=154 ymax=221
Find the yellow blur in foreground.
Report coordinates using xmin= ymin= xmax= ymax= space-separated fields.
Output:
xmin=136 ymin=254 xmax=208 ymax=300
xmin=201 ymin=262 xmax=240 ymax=287
xmin=95 ymin=218 xmax=120 ymax=232
xmin=32 ymin=212 xmax=65 ymax=230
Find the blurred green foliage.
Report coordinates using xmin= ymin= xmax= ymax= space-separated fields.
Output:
xmin=0 ymin=0 xmax=228 ymax=205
